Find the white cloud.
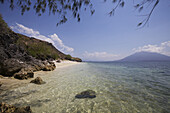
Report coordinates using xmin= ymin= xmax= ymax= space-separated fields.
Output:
xmin=49 ymin=34 xmax=74 ymax=52
xmin=10 ymin=23 xmax=74 ymax=53
xmin=133 ymin=41 xmax=170 ymax=56
xmin=15 ymin=23 xmax=40 ymax=36
xmin=132 ymin=44 xmax=163 ymax=53
xmin=161 ymin=41 xmax=170 ymax=47
xmin=82 ymin=51 xmax=119 ymax=61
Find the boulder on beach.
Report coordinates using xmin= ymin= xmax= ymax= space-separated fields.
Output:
xmin=0 ymin=102 xmax=32 ymax=113
xmin=75 ymin=90 xmax=96 ymax=99
xmin=30 ymin=77 xmax=45 ymax=85
xmin=14 ymin=72 xmax=34 ymax=80
xmin=56 ymin=60 xmax=61 ymax=63
xmin=42 ymin=61 xmax=56 ymax=71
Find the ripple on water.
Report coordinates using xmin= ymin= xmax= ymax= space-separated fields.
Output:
xmin=0 ymin=62 xmax=170 ymax=113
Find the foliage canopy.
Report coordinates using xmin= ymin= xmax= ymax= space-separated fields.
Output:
xmin=0 ymin=0 xmax=160 ymax=27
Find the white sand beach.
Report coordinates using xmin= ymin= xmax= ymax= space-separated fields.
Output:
xmin=0 ymin=60 xmax=81 ymax=91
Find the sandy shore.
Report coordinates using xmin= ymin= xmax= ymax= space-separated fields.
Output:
xmin=0 ymin=60 xmax=81 ymax=92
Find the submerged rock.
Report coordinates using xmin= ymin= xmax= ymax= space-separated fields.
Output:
xmin=75 ymin=90 xmax=96 ymax=99
xmin=30 ymin=77 xmax=45 ymax=85
xmin=0 ymin=102 xmax=32 ymax=113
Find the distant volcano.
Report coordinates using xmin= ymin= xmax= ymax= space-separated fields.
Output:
xmin=119 ymin=51 xmax=170 ymax=62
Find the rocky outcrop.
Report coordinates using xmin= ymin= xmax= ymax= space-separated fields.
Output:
xmin=71 ymin=57 xmax=82 ymax=62
xmin=14 ymin=72 xmax=34 ymax=80
xmin=30 ymin=77 xmax=46 ymax=84
xmin=41 ymin=61 xmax=56 ymax=71
xmin=75 ymin=90 xmax=96 ymax=99
xmin=12 ymin=61 xmax=56 ymax=79
xmin=0 ymin=32 xmax=56 ymax=78
xmin=0 ymin=102 xmax=32 ymax=113
xmin=0 ymin=59 xmax=23 ymax=76
xmin=0 ymin=14 xmax=81 ymax=80
xmin=0 ymin=53 xmax=56 ymax=79
xmin=0 ymin=15 xmax=57 ymax=79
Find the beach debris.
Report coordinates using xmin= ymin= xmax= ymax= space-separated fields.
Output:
xmin=0 ymin=102 xmax=32 ymax=113
xmin=30 ymin=77 xmax=46 ymax=85
xmin=75 ymin=90 xmax=96 ymax=99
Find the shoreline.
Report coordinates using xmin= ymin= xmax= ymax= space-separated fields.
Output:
xmin=0 ymin=60 xmax=81 ymax=92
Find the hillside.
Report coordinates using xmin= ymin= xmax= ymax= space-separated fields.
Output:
xmin=119 ymin=51 xmax=170 ymax=62
xmin=0 ymin=14 xmax=81 ymax=79
xmin=16 ymin=34 xmax=66 ymax=60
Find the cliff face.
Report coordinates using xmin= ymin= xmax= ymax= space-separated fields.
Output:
xmin=0 ymin=15 xmax=81 ymax=79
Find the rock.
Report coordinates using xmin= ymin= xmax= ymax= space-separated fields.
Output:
xmin=75 ymin=90 xmax=96 ymax=99
xmin=0 ymin=59 xmax=23 ymax=77
xmin=42 ymin=61 xmax=56 ymax=71
xmin=14 ymin=106 xmax=32 ymax=113
xmin=71 ymin=57 xmax=82 ymax=62
xmin=14 ymin=72 xmax=34 ymax=80
xmin=0 ymin=82 xmax=2 ymax=87
xmin=30 ymin=77 xmax=45 ymax=85
xmin=0 ymin=102 xmax=32 ymax=113
xmin=56 ymin=60 xmax=61 ymax=63
xmin=42 ymin=67 xmax=53 ymax=71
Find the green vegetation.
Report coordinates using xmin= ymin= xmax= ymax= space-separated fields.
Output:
xmin=71 ymin=57 xmax=82 ymax=62
xmin=0 ymin=0 xmax=160 ymax=27
xmin=16 ymin=34 xmax=65 ymax=60
xmin=65 ymin=54 xmax=72 ymax=60
xmin=16 ymin=35 xmax=83 ymax=61
xmin=27 ymin=43 xmax=59 ymax=59
xmin=0 ymin=15 xmax=82 ymax=62
xmin=0 ymin=14 xmax=11 ymax=34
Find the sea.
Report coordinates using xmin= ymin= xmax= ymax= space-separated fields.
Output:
xmin=0 ymin=61 xmax=170 ymax=113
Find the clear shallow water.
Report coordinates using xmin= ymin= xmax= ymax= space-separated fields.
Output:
xmin=0 ymin=62 xmax=170 ymax=113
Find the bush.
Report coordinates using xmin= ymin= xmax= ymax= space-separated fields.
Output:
xmin=65 ymin=54 xmax=72 ymax=60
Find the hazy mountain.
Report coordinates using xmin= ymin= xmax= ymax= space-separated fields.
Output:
xmin=119 ymin=51 xmax=170 ymax=62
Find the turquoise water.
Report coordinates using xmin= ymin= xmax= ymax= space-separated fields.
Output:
xmin=0 ymin=62 xmax=170 ymax=113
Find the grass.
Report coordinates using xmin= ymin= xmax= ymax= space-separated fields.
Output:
xmin=16 ymin=34 xmax=63 ymax=60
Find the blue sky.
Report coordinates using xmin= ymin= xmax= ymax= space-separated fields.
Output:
xmin=0 ymin=0 xmax=170 ymax=61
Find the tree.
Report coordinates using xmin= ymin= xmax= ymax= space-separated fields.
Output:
xmin=0 ymin=0 xmax=160 ymax=27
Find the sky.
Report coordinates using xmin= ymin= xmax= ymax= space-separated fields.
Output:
xmin=0 ymin=0 xmax=170 ymax=61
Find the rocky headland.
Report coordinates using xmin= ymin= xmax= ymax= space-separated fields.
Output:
xmin=0 ymin=14 xmax=82 ymax=80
